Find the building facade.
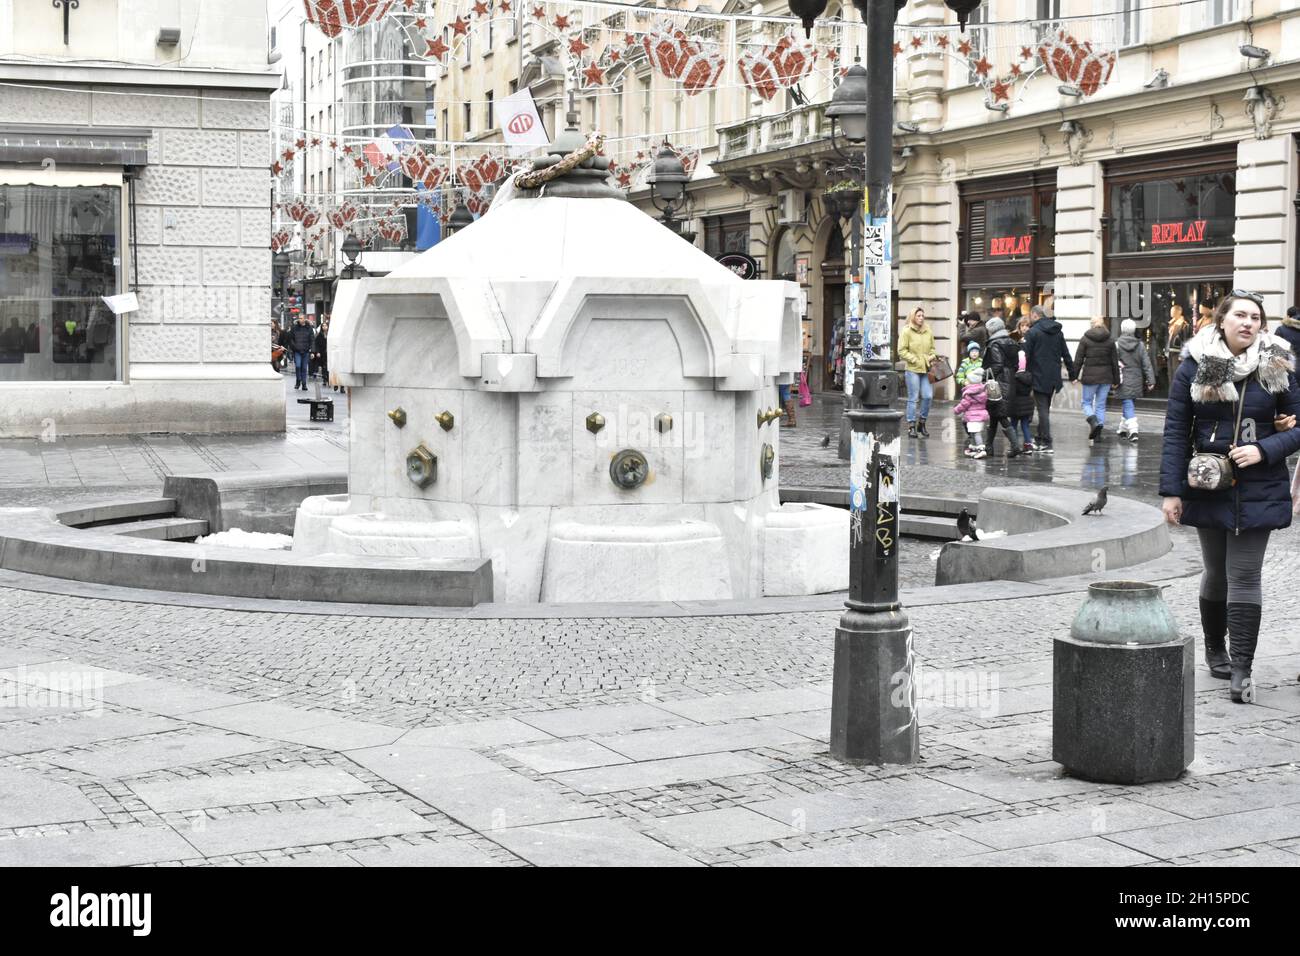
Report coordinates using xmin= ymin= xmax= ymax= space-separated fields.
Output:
xmin=280 ymin=0 xmax=1300 ymax=409
xmin=0 ymin=0 xmax=280 ymax=436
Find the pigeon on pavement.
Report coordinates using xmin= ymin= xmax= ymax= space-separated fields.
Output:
xmin=1082 ymin=485 xmax=1109 ymax=516
xmin=957 ymin=508 xmax=979 ymax=542
xmin=820 ymin=434 xmax=831 ymax=448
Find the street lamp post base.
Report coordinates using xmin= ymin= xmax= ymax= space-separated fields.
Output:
xmin=830 ymin=605 xmax=919 ymax=765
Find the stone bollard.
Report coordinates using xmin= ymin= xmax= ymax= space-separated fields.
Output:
xmin=1053 ymin=581 xmax=1193 ymax=784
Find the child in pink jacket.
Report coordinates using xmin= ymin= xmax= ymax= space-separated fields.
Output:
xmin=953 ymin=367 xmax=991 ymax=459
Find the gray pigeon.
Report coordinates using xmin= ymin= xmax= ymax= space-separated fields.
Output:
xmin=1082 ymin=485 xmax=1109 ymax=516
xmin=820 ymin=434 xmax=831 ymax=448
xmin=957 ymin=508 xmax=979 ymax=541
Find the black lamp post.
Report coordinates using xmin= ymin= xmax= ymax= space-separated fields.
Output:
xmin=340 ymin=233 xmax=364 ymax=280
xmin=646 ymin=145 xmax=691 ymax=236
xmin=794 ymin=0 xmax=984 ymax=767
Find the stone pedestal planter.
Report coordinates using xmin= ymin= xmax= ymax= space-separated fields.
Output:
xmin=1053 ymin=581 xmax=1193 ymax=784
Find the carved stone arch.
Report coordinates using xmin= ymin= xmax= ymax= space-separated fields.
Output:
xmin=550 ymin=294 xmax=725 ymax=381
xmin=332 ymin=277 xmax=509 ymax=379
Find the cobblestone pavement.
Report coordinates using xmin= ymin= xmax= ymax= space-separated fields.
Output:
xmin=0 ymin=385 xmax=1299 ymax=865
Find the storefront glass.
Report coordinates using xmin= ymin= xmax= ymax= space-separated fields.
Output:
xmin=0 ymin=183 xmax=121 ymax=382
xmin=960 ymin=286 xmax=1051 ymax=331
xmin=1142 ymin=279 xmax=1231 ymax=394
xmin=1109 ymin=172 xmax=1235 ymax=254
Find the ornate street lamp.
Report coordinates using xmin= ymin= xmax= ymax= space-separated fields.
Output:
xmin=340 ymin=233 xmax=363 ymax=279
xmin=646 ymin=145 xmax=690 ymax=228
xmin=796 ymin=0 xmax=986 ymax=769
xmin=825 ymin=63 xmax=869 ymax=150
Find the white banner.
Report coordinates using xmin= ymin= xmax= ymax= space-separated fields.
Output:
xmin=499 ymin=89 xmax=549 ymax=154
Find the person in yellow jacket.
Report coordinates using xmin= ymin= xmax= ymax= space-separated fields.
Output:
xmin=898 ymin=307 xmax=937 ymax=438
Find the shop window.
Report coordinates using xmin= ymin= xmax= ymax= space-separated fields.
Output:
xmin=704 ymin=213 xmax=750 ymax=258
xmin=1108 ymin=172 xmax=1235 ymax=254
xmin=0 ymin=182 xmax=122 ymax=382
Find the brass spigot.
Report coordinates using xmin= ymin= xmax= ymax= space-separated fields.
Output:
xmin=387 ymin=407 xmax=407 ymax=428
xmin=435 ymin=410 xmax=454 ymax=431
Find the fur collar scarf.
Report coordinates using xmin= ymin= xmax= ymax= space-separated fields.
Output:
xmin=1180 ymin=326 xmax=1294 ymax=402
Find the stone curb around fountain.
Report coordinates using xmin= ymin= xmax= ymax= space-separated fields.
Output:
xmin=933 ymin=485 xmax=1172 ymax=586
xmin=0 ymin=538 xmax=1203 ymax=620
xmin=0 ymin=508 xmax=493 ymax=608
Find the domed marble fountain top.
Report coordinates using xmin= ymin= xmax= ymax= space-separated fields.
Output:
xmin=295 ymin=126 xmax=848 ymax=603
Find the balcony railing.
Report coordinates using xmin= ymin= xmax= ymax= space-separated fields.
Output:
xmin=717 ymin=103 xmax=827 ymax=161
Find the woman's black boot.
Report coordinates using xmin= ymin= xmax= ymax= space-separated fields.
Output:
xmin=917 ymin=418 xmax=929 ymax=438
xmin=1199 ymin=597 xmax=1231 ymax=679
xmin=1227 ymin=602 xmax=1262 ymax=703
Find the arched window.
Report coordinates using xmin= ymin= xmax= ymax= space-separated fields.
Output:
xmin=773 ymin=229 xmax=797 ymax=280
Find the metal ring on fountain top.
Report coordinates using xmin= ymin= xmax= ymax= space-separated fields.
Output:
xmin=609 ymin=449 xmax=649 ymax=490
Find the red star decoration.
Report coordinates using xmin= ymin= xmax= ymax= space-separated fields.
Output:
xmin=957 ymin=39 xmax=972 ymax=56
xmin=354 ymin=157 xmax=365 ymax=169
xmin=937 ymin=35 xmax=949 ymax=48
xmin=892 ymin=41 xmax=902 ymax=57
xmin=617 ymin=171 xmax=631 ymax=187
xmin=452 ymin=17 xmax=469 ymax=35
xmin=310 ymin=137 xmax=320 ymax=147
xmin=910 ymin=35 xmax=923 ymax=49
xmin=500 ymin=0 xmax=512 ymax=10
xmin=473 ymin=1 xmax=489 ymax=16
xmin=342 ymin=144 xmax=353 ymax=154
xmin=270 ymin=161 xmax=283 ymax=176
xmin=624 ymin=33 xmax=635 ymax=46
xmin=827 ymin=49 xmax=839 ymax=60
xmin=295 ymin=138 xmax=307 ymax=149
xmin=425 ymin=36 xmax=449 ymax=58
xmin=974 ymin=57 xmax=992 ymax=76
xmin=610 ymin=49 xmax=621 ymax=61
xmin=282 ymin=148 xmax=295 ymax=161
xmin=636 ymin=150 xmax=645 ymax=160
xmin=1020 ymin=46 xmax=1033 ymax=60
xmin=362 ymin=172 xmax=376 ymax=186
xmin=414 ymin=17 xmax=426 ymax=29
xmin=553 ymin=14 xmax=569 ymax=29
xmin=839 ymin=66 xmax=849 ymax=78
xmin=990 ymin=78 xmax=1011 ymax=102
xmin=329 ymin=139 xmax=337 ymax=149
xmin=1009 ymin=64 xmax=1022 ymax=77
xmin=568 ymin=36 xmax=589 ymax=56
xmin=401 ymin=0 xmax=416 ymax=8
xmin=531 ymin=6 xmax=546 ymax=19
xmin=582 ymin=62 xmax=605 ymax=86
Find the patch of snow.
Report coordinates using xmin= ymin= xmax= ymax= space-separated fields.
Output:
xmin=196 ymin=529 xmax=293 ymax=550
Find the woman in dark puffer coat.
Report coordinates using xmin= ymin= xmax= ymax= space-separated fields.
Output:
xmin=1160 ymin=293 xmax=1300 ymax=703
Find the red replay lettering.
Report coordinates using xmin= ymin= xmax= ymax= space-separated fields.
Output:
xmin=988 ymin=235 xmax=1032 ymax=256
xmin=1150 ymin=219 xmax=1207 ymax=245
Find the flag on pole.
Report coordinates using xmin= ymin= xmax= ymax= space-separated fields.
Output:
xmin=498 ymin=88 xmax=549 ymax=154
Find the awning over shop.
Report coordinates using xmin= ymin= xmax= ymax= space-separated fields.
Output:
xmin=0 ymin=124 xmax=150 ymax=169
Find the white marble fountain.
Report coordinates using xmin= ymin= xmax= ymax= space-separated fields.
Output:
xmin=292 ymin=130 xmax=847 ymax=603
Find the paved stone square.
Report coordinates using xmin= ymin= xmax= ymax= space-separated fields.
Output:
xmin=0 ymin=388 xmax=1297 ymax=866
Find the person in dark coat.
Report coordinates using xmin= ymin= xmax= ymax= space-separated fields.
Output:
xmin=1073 ymin=316 xmax=1121 ymax=442
xmin=312 ymin=317 xmax=333 ymax=391
xmin=1278 ymin=306 xmax=1300 ymax=356
xmin=958 ymin=311 xmax=988 ymax=356
xmin=1160 ymin=292 xmax=1300 ymax=703
xmin=289 ymin=314 xmax=314 ymax=390
xmin=1022 ymin=305 xmax=1074 ymax=454
xmin=980 ymin=317 xmax=1023 ymax=458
